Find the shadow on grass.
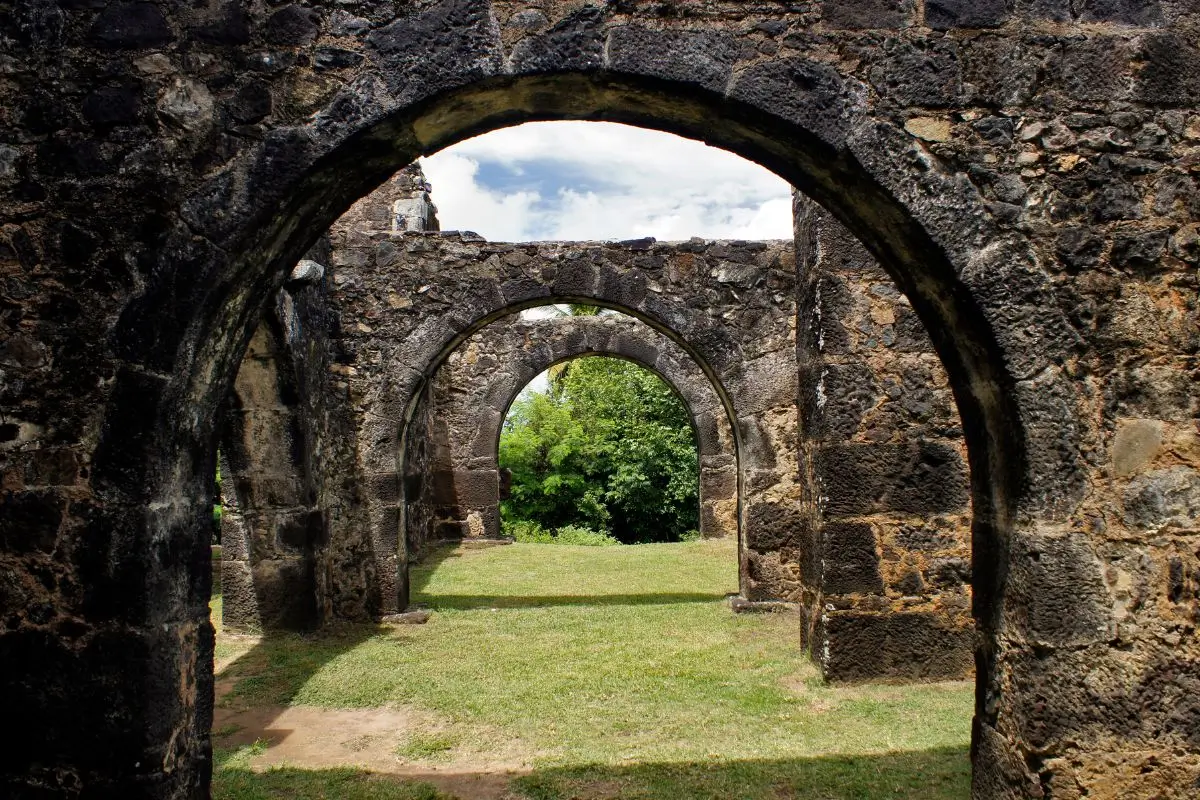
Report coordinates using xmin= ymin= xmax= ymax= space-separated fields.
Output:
xmin=213 ymin=747 xmax=971 ymax=800
xmin=417 ymin=592 xmax=729 ymax=610
xmin=408 ymin=542 xmax=492 ymax=604
xmin=214 ymin=622 xmax=384 ymax=709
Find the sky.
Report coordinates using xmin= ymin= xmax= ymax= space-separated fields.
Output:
xmin=419 ymin=121 xmax=794 ymax=243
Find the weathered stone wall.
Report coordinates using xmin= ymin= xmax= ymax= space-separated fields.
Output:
xmin=405 ymin=311 xmax=738 ymax=555
xmin=321 ymin=229 xmax=800 ymax=608
xmin=217 ymin=312 xmax=319 ymax=633
xmin=333 ymin=163 xmax=439 ymax=237
xmin=216 ymin=244 xmax=385 ymax=631
xmin=796 ymin=195 xmax=974 ymax=681
xmin=1 ymin=1 xmax=1197 ymax=795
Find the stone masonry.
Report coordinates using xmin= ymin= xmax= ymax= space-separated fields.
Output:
xmin=221 ymin=171 xmax=975 ymax=681
xmin=321 ymin=224 xmax=801 ymax=611
xmin=796 ymin=194 xmax=975 ymax=681
xmin=1 ymin=1 xmax=1196 ymax=796
xmin=404 ymin=310 xmax=739 ymax=556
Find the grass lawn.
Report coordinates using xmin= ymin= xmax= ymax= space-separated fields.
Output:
xmin=212 ymin=539 xmax=972 ymax=799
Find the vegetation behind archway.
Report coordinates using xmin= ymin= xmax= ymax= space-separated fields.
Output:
xmin=500 ymin=356 xmax=700 ymax=544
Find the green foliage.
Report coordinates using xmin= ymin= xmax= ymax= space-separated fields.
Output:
xmin=212 ymin=457 xmax=223 ymax=545
xmin=551 ymin=525 xmax=620 ymax=546
xmin=504 ymin=519 xmax=553 ymax=543
xmin=499 ymin=357 xmax=699 ymax=543
xmin=502 ymin=519 xmax=620 ymax=546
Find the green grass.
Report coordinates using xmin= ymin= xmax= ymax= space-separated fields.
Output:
xmin=213 ymin=539 xmax=972 ymax=798
xmin=214 ymin=745 xmax=455 ymax=800
xmin=393 ymin=732 xmax=459 ymax=761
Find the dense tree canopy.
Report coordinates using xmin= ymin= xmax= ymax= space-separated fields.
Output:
xmin=499 ymin=355 xmax=700 ymax=544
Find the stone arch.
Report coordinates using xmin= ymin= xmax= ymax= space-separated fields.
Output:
xmin=116 ymin=72 xmax=1053 ymax=800
xmin=404 ymin=311 xmax=739 ymax=557
xmin=15 ymin=4 xmax=1162 ymax=795
xmin=321 ymin=231 xmax=801 ymax=613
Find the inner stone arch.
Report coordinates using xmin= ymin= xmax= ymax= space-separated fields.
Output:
xmin=323 ymin=173 xmax=802 ymax=614
xmin=247 ymin=161 xmax=975 ymax=686
xmin=402 ymin=310 xmax=740 ymax=560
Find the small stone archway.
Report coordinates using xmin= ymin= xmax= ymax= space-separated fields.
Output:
xmin=403 ymin=311 xmax=740 ymax=557
xmin=8 ymin=2 xmax=1193 ymax=795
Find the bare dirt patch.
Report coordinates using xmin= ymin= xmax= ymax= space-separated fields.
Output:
xmin=214 ymin=704 xmax=533 ymax=800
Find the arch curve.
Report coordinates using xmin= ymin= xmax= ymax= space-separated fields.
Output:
xmin=85 ymin=8 xmax=1101 ymax=796
xmin=404 ymin=311 xmax=739 ymax=558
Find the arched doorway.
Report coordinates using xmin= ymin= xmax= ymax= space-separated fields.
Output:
xmin=56 ymin=15 xmax=1102 ymax=795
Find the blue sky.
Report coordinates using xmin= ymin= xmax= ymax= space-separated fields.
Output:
xmin=420 ymin=121 xmax=794 ymax=242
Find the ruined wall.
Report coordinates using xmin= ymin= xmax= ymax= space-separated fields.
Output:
xmin=217 ymin=314 xmax=318 ymax=632
xmin=1 ymin=1 xmax=1197 ymax=796
xmin=404 ymin=311 xmax=738 ymax=556
xmin=796 ymin=195 xmax=974 ymax=681
xmin=333 ymin=163 xmax=438 ymax=237
xmin=321 ymin=229 xmax=801 ymax=609
xmin=217 ymin=244 xmax=384 ymax=631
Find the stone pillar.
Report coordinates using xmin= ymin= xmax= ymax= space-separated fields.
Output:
xmin=218 ymin=320 xmax=318 ymax=632
xmin=795 ymin=194 xmax=974 ymax=681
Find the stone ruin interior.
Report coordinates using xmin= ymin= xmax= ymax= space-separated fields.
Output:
xmin=219 ymin=163 xmax=977 ymax=685
xmin=1 ymin=1 xmax=1197 ymax=797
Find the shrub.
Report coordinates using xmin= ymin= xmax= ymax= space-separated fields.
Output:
xmin=503 ymin=518 xmax=553 ymax=543
xmin=553 ymin=525 xmax=621 ymax=547
xmin=499 ymin=357 xmax=700 ymax=543
xmin=678 ymin=529 xmax=702 ymax=542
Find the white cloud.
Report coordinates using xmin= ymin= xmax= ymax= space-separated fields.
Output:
xmin=414 ymin=152 xmax=543 ymax=240
xmin=420 ymin=122 xmax=793 ymax=242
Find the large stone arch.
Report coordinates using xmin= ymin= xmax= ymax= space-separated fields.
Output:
xmin=403 ymin=311 xmax=739 ymax=556
xmin=4 ymin=2 xmax=1195 ymax=796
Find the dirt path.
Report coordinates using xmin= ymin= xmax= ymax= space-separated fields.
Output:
xmin=214 ymin=681 xmax=533 ymax=800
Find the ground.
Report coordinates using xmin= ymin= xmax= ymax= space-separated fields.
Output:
xmin=211 ymin=539 xmax=972 ymax=799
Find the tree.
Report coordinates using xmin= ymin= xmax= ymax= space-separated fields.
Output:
xmin=499 ymin=357 xmax=699 ymax=543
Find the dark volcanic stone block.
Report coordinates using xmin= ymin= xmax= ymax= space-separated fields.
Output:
xmin=925 ymin=0 xmax=1012 ymax=30
xmin=220 ymin=559 xmax=260 ymax=632
xmin=820 ymin=611 xmax=974 ymax=681
xmin=1006 ymin=531 xmax=1111 ymax=647
xmin=815 ymin=361 xmax=879 ymax=439
xmin=822 ymin=0 xmax=913 ymax=29
xmin=251 ymin=559 xmax=317 ymax=631
xmin=1077 ymin=0 xmax=1162 ymax=26
xmin=868 ymin=38 xmax=962 ymax=107
xmin=608 ymin=26 xmax=740 ymax=94
xmin=89 ymin=2 xmax=172 ymax=50
xmin=728 ymin=57 xmax=859 ymax=146
xmin=746 ymin=499 xmax=808 ymax=551
xmin=817 ymin=442 xmax=970 ymax=515
xmin=510 ymin=6 xmax=606 ymax=73
xmin=823 ymin=521 xmax=884 ymax=595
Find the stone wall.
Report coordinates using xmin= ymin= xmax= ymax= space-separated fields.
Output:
xmin=217 ymin=241 xmax=385 ymax=630
xmin=320 ymin=228 xmax=801 ymax=609
xmin=2 ymin=1 xmax=1197 ymax=794
xmin=796 ymin=195 xmax=974 ymax=681
xmin=217 ymin=311 xmax=318 ymax=633
xmin=404 ymin=311 xmax=738 ymax=556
